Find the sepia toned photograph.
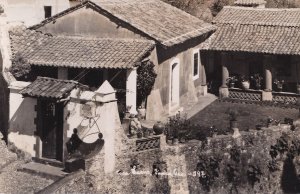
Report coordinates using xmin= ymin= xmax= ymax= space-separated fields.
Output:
xmin=1 ymin=0 xmax=300 ymax=193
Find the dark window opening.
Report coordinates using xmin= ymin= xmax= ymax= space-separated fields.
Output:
xmin=31 ymin=66 xmax=58 ymax=79
xmin=193 ymin=52 xmax=199 ymax=77
xmin=44 ymin=6 xmax=52 ymax=19
xmin=276 ymin=55 xmax=291 ymax=77
xmin=68 ymin=68 xmax=104 ymax=90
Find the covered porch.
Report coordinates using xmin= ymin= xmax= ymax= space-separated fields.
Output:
xmin=218 ymin=52 xmax=300 ymax=104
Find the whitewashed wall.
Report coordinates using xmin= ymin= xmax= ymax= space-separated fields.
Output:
xmin=5 ymin=0 xmax=70 ymax=26
xmin=8 ymin=81 xmax=38 ymax=156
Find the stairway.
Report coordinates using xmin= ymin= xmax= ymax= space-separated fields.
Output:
xmin=18 ymin=160 xmax=68 ymax=181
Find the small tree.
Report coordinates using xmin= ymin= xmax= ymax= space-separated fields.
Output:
xmin=9 ymin=53 xmax=34 ymax=81
xmin=137 ymin=60 xmax=157 ymax=108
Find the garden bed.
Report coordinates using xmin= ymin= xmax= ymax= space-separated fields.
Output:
xmin=189 ymin=100 xmax=299 ymax=132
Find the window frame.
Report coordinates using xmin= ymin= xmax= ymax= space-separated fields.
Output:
xmin=192 ymin=49 xmax=200 ymax=80
xmin=44 ymin=6 xmax=52 ymax=19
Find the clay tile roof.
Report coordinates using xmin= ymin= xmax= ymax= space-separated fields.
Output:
xmin=20 ymin=77 xmax=79 ymax=99
xmin=234 ymin=0 xmax=266 ymax=6
xmin=31 ymin=0 xmax=216 ymax=47
xmin=201 ymin=7 xmax=300 ymax=55
xmin=213 ymin=6 xmax=300 ymax=27
xmin=10 ymin=27 xmax=155 ymax=69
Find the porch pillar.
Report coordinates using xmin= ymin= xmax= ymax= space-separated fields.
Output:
xmin=219 ymin=52 xmax=229 ymax=98
xmin=262 ymin=55 xmax=273 ymax=101
xmin=200 ymin=54 xmax=207 ymax=95
xmin=58 ymin=67 xmax=68 ymax=80
xmin=126 ymin=68 xmax=137 ymax=114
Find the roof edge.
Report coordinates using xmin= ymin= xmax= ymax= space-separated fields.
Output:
xmin=30 ymin=0 xmax=215 ymax=47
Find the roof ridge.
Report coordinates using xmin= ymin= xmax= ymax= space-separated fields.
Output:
xmin=215 ymin=22 xmax=300 ymax=28
xmin=29 ymin=0 xmax=214 ymax=47
xmin=37 ymin=76 xmax=79 ymax=84
xmin=223 ymin=5 xmax=300 ymax=11
xmin=54 ymin=34 xmax=155 ymax=43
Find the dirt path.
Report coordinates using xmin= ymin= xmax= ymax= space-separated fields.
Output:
xmin=0 ymin=160 xmax=54 ymax=194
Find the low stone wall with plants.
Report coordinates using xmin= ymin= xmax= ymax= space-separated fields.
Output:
xmin=182 ymin=125 xmax=300 ymax=193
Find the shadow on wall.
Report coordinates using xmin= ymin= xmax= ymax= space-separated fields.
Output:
xmin=0 ymin=74 xmax=9 ymax=143
xmin=9 ymin=97 xmax=36 ymax=136
xmin=281 ymin=156 xmax=300 ymax=193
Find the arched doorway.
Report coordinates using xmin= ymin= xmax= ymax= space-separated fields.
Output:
xmin=169 ymin=59 xmax=180 ymax=113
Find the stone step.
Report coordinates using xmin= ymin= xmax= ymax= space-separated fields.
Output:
xmin=18 ymin=162 xmax=68 ymax=181
xmin=32 ymin=157 xmax=64 ymax=168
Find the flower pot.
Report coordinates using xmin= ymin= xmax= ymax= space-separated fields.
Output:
xmin=255 ymin=84 xmax=261 ymax=90
xmin=230 ymin=120 xmax=238 ymax=129
xmin=143 ymin=130 xmax=149 ymax=138
xmin=172 ymin=138 xmax=179 ymax=145
xmin=137 ymin=132 xmax=143 ymax=138
xmin=137 ymin=108 xmax=146 ymax=120
xmin=297 ymin=85 xmax=300 ymax=94
xmin=229 ymin=82 xmax=235 ymax=88
xmin=242 ymin=81 xmax=250 ymax=90
xmin=153 ymin=121 xmax=164 ymax=135
xmin=167 ymin=138 xmax=173 ymax=144
xmin=232 ymin=128 xmax=241 ymax=138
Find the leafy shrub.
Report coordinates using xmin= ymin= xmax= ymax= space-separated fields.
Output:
xmin=247 ymin=164 xmax=262 ymax=187
xmin=197 ymin=154 xmax=221 ymax=192
xmin=9 ymin=53 xmax=35 ymax=81
xmin=165 ymin=113 xmax=191 ymax=140
xmin=137 ymin=60 xmax=157 ymax=108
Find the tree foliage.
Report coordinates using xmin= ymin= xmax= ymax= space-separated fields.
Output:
xmin=137 ymin=60 xmax=157 ymax=108
xmin=9 ymin=53 xmax=34 ymax=81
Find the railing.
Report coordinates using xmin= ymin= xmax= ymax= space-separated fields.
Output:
xmin=228 ymin=88 xmax=262 ymax=101
xmin=272 ymin=92 xmax=300 ymax=105
xmin=136 ymin=136 xmax=160 ymax=152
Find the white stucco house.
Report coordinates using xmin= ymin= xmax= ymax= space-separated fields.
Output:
xmin=3 ymin=0 xmax=70 ymax=26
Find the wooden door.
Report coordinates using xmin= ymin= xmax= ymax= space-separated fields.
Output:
xmin=39 ymin=100 xmax=63 ymax=161
xmin=41 ymin=101 xmax=57 ymax=159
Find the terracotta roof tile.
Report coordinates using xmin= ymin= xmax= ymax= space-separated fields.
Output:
xmin=213 ymin=6 xmax=300 ymax=27
xmin=10 ymin=27 xmax=155 ymax=69
xmin=234 ymin=0 xmax=266 ymax=6
xmin=20 ymin=77 xmax=79 ymax=99
xmin=202 ymin=24 xmax=300 ymax=55
xmin=31 ymin=0 xmax=216 ymax=47
xmin=202 ymin=7 xmax=300 ymax=55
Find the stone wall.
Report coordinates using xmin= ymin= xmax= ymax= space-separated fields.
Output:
xmin=183 ymin=125 xmax=300 ymax=193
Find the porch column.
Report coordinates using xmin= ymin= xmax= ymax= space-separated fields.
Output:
xmin=200 ymin=52 xmax=207 ymax=95
xmin=219 ymin=52 xmax=229 ymax=98
xmin=58 ymin=67 xmax=68 ymax=80
xmin=126 ymin=68 xmax=137 ymax=114
xmin=262 ymin=55 xmax=273 ymax=101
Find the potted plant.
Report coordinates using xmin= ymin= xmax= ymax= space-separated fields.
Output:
xmin=137 ymin=60 xmax=157 ymax=115
xmin=296 ymin=83 xmax=300 ymax=94
xmin=250 ymin=74 xmax=263 ymax=90
xmin=226 ymin=76 xmax=238 ymax=88
xmin=137 ymin=128 xmax=143 ymax=138
xmin=173 ymin=128 xmax=179 ymax=145
xmin=228 ymin=109 xmax=238 ymax=130
xmin=239 ymin=75 xmax=250 ymax=90
xmin=153 ymin=121 xmax=165 ymax=135
xmin=137 ymin=105 xmax=146 ymax=120
xmin=143 ymin=128 xmax=149 ymax=138
xmin=273 ymin=79 xmax=284 ymax=92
